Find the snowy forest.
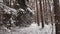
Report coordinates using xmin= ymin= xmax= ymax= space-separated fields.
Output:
xmin=0 ymin=0 xmax=60 ymax=34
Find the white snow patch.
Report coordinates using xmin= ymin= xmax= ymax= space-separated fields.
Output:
xmin=27 ymin=7 xmax=35 ymax=14
xmin=8 ymin=23 xmax=55 ymax=34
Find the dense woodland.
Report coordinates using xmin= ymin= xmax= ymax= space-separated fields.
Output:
xmin=0 ymin=0 xmax=60 ymax=34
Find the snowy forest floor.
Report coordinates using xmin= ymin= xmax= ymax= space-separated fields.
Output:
xmin=0 ymin=22 xmax=55 ymax=34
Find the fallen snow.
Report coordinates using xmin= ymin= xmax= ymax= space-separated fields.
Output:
xmin=1 ymin=23 xmax=55 ymax=34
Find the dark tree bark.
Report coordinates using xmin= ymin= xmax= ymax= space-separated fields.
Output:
xmin=17 ymin=0 xmax=27 ymax=9
xmin=53 ymin=0 xmax=59 ymax=34
xmin=39 ymin=0 xmax=44 ymax=28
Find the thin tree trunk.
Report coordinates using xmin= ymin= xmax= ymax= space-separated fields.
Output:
xmin=39 ymin=0 xmax=44 ymax=28
xmin=36 ymin=0 xmax=40 ymax=26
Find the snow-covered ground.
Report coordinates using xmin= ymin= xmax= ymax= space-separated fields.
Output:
xmin=0 ymin=22 xmax=55 ymax=34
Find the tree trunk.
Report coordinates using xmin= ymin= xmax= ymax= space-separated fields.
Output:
xmin=53 ymin=0 xmax=59 ymax=34
xmin=39 ymin=0 xmax=44 ymax=28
